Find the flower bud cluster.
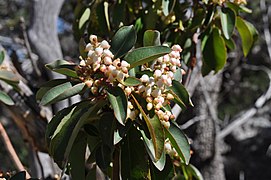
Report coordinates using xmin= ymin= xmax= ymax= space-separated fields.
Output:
xmin=135 ymin=45 xmax=183 ymax=128
xmin=77 ymin=35 xmax=130 ymax=95
xmin=164 ymin=139 xmax=178 ymax=158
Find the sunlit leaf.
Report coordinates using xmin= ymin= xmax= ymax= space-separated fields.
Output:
xmin=132 ymin=94 xmax=164 ymax=161
xmin=46 ymin=60 xmax=78 ymax=78
xmin=143 ymin=30 xmax=161 ymax=47
xmin=107 ymin=86 xmax=127 ymax=125
xmin=165 ymin=122 xmax=190 ymax=165
xmin=220 ymin=7 xmax=236 ymax=39
xmin=79 ymin=8 xmax=90 ymax=30
xmin=0 ymin=70 xmax=19 ymax=83
xmin=40 ymin=82 xmax=86 ymax=106
xmin=0 ymin=91 xmax=14 ymax=106
xmin=202 ymin=27 xmax=227 ymax=72
xmin=125 ymin=46 xmax=171 ymax=69
xmin=36 ymin=79 xmax=69 ymax=100
xmin=236 ymin=16 xmax=254 ymax=57
xmin=110 ymin=25 xmax=137 ymax=59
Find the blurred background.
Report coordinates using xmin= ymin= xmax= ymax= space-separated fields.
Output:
xmin=0 ymin=0 xmax=271 ymax=179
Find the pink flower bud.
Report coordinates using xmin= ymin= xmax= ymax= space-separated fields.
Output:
xmin=121 ymin=60 xmax=130 ymax=68
xmin=104 ymin=56 xmax=112 ymax=65
xmin=147 ymin=103 xmax=153 ymax=111
xmin=95 ymin=47 xmax=103 ymax=56
xmin=171 ymin=44 xmax=182 ymax=52
xmin=85 ymin=43 xmax=93 ymax=52
xmin=89 ymin=35 xmax=97 ymax=44
xmin=154 ymin=70 xmax=162 ymax=78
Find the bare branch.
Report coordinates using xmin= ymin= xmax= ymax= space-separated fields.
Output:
xmin=0 ymin=122 xmax=31 ymax=179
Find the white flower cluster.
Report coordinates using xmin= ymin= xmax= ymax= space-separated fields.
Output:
xmin=134 ymin=44 xmax=183 ymax=128
xmin=78 ymin=35 xmax=130 ymax=95
xmin=78 ymin=35 xmax=184 ymax=129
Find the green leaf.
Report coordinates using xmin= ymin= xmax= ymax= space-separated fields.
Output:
xmin=124 ymin=46 xmax=171 ymax=69
xmin=107 ymin=86 xmax=127 ymax=125
xmin=201 ymin=61 xmax=212 ymax=76
xmin=226 ymin=2 xmax=252 ymax=14
xmin=190 ymin=8 xmax=206 ymax=30
xmin=168 ymin=80 xmax=193 ymax=110
xmin=122 ymin=77 xmax=142 ymax=86
xmin=187 ymin=164 xmax=204 ymax=180
xmin=0 ymin=51 xmax=4 ymax=65
xmin=96 ymin=144 xmax=112 ymax=170
xmin=143 ymin=30 xmax=161 ymax=47
xmin=0 ymin=70 xmax=19 ymax=83
xmin=114 ymin=120 xmax=132 ymax=145
xmin=202 ymin=27 xmax=227 ymax=72
xmin=150 ymin=155 xmax=174 ymax=179
xmin=79 ymin=8 xmax=90 ymax=30
xmin=121 ymin=126 xmax=149 ymax=179
xmin=140 ymin=130 xmax=166 ymax=171
xmin=99 ymin=112 xmax=114 ymax=148
xmin=173 ymin=67 xmax=183 ymax=82
xmin=110 ymin=25 xmax=137 ymax=59
xmin=220 ymin=7 xmax=236 ymax=39
xmin=40 ymin=82 xmax=86 ymax=106
xmin=48 ymin=100 xmax=104 ymax=167
xmin=46 ymin=60 xmax=78 ymax=78
xmin=0 ymin=91 xmax=14 ymax=105
xmin=236 ymin=16 xmax=254 ymax=57
xmin=223 ymin=37 xmax=236 ymax=50
xmin=132 ymin=94 xmax=165 ymax=161
xmin=36 ymin=79 xmax=69 ymax=100
xmin=69 ymin=132 xmax=87 ymax=180
xmin=165 ymin=122 xmax=190 ymax=165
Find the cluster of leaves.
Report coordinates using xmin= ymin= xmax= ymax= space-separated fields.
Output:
xmin=39 ymin=25 xmax=201 ymax=179
xmin=0 ymin=51 xmax=19 ymax=106
xmin=73 ymin=0 xmax=257 ymax=75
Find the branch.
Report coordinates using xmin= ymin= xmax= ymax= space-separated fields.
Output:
xmin=0 ymin=122 xmax=31 ymax=179
xmin=218 ymin=65 xmax=271 ymax=139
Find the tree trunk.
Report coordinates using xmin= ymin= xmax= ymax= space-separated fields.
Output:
xmin=189 ymin=74 xmax=226 ymax=180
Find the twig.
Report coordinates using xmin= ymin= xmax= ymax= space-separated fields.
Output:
xmin=19 ymin=17 xmax=41 ymax=77
xmin=0 ymin=122 xmax=31 ymax=179
xmin=179 ymin=115 xmax=207 ymax=130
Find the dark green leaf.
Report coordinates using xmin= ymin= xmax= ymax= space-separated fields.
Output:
xmin=36 ymin=79 xmax=69 ymax=100
xmin=110 ymin=25 xmax=137 ymax=59
xmin=201 ymin=61 xmax=213 ymax=76
xmin=122 ymin=77 xmax=142 ymax=86
xmin=46 ymin=60 xmax=78 ymax=78
xmin=0 ymin=51 xmax=4 ymax=65
xmin=96 ymin=144 xmax=112 ymax=170
xmin=165 ymin=123 xmax=190 ymax=165
xmin=114 ymin=120 xmax=132 ymax=145
xmin=0 ymin=70 xmax=19 ymax=83
xmin=150 ymin=155 xmax=174 ymax=179
xmin=132 ymin=94 xmax=165 ymax=161
xmin=107 ymin=86 xmax=127 ymax=125
xmin=168 ymin=80 xmax=193 ymax=110
xmin=0 ymin=91 xmax=14 ymax=105
xmin=121 ymin=126 xmax=149 ymax=179
xmin=40 ymin=82 xmax=86 ymax=106
xmin=202 ymin=27 xmax=227 ymax=72
xmin=48 ymin=100 xmax=104 ymax=167
xmin=84 ymin=124 xmax=99 ymax=137
xmin=143 ymin=30 xmax=161 ymax=47
xmin=220 ymin=7 xmax=236 ymax=39
xmin=236 ymin=16 xmax=254 ymax=57
xmin=124 ymin=46 xmax=171 ymax=69
xmin=69 ymin=132 xmax=87 ymax=180
xmin=190 ymin=8 xmax=206 ymax=30
xmin=99 ymin=112 xmax=114 ymax=148
xmin=226 ymin=2 xmax=252 ymax=14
